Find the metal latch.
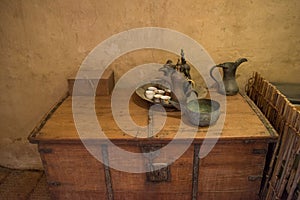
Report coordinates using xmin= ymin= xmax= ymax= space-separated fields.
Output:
xmin=146 ymin=163 xmax=171 ymax=182
xmin=141 ymin=145 xmax=171 ymax=182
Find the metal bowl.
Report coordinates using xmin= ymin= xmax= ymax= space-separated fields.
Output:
xmin=186 ymin=99 xmax=220 ymax=127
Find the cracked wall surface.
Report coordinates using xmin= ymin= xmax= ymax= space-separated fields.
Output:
xmin=0 ymin=0 xmax=299 ymax=169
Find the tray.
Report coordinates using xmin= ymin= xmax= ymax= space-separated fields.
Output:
xmin=135 ymin=83 xmax=207 ymax=109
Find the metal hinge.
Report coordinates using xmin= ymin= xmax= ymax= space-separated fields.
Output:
xmin=48 ymin=181 xmax=61 ymax=187
xmin=38 ymin=148 xmax=53 ymax=154
xmin=248 ymin=175 xmax=263 ymax=181
xmin=252 ymin=149 xmax=267 ymax=155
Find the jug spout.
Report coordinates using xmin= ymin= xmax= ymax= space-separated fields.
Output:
xmin=216 ymin=58 xmax=247 ymax=72
xmin=234 ymin=58 xmax=248 ymax=69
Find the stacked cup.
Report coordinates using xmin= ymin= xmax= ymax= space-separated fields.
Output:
xmin=145 ymin=86 xmax=171 ymax=104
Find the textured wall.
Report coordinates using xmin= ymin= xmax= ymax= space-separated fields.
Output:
xmin=0 ymin=0 xmax=299 ymax=169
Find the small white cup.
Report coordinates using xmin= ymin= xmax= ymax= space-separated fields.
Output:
xmin=165 ymin=89 xmax=171 ymax=96
xmin=145 ymin=90 xmax=155 ymax=99
xmin=153 ymin=94 xmax=162 ymax=103
xmin=147 ymin=86 xmax=157 ymax=93
xmin=157 ymin=89 xmax=165 ymax=94
xmin=161 ymin=95 xmax=171 ymax=104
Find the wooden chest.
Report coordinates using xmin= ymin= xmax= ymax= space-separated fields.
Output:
xmin=29 ymin=92 xmax=277 ymax=200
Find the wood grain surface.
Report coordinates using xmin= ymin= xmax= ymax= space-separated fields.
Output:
xmin=30 ymin=92 xmax=275 ymax=143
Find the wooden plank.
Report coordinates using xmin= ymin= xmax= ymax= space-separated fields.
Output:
xmin=266 ymin=106 xmax=296 ymax=199
xmin=0 ymin=170 xmax=43 ymax=200
xmin=0 ymin=166 xmax=11 ymax=184
xmin=28 ymin=173 xmax=51 ymax=200
xmin=276 ymin=111 xmax=299 ymax=196
xmin=113 ymin=192 xmax=191 ymax=200
xmin=198 ymin=142 xmax=266 ymax=192
xmin=268 ymin=86 xmax=280 ymax=127
xmin=31 ymin=92 xmax=273 ymax=143
xmin=198 ymin=191 xmax=259 ymax=200
xmin=49 ymin=191 xmax=107 ymax=199
xmin=38 ymin=112 xmax=271 ymax=139
xmin=39 ymin=143 xmax=107 ymax=199
xmin=285 ymin=134 xmax=300 ymax=197
xmin=287 ymin=147 xmax=300 ymax=200
xmin=109 ymin=144 xmax=193 ymax=193
xmin=243 ymin=94 xmax=277 ymax=138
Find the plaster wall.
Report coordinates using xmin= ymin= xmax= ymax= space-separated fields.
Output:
xmin=0 ymin=0 xmax=299 ymax=169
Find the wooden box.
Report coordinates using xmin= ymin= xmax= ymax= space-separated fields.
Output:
xmin=29 ymin=93 xmax=277 ymax=200
xmin=68 ymin=69 xmax=114 ymax=96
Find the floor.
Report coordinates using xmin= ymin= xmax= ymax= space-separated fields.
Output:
xmin=0 ymin=166 xmax=51 ymax=200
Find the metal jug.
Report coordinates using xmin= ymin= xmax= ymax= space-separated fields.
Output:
xmin=210 ymin=58 xmax=247 ymax=96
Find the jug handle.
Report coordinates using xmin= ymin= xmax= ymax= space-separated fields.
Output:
xmin=209 ymin=65 xmax=219 ymax=85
